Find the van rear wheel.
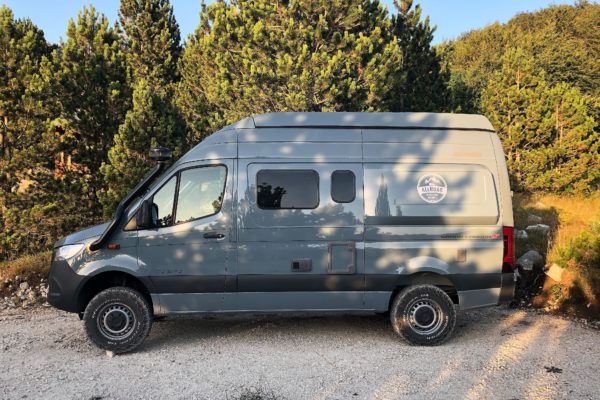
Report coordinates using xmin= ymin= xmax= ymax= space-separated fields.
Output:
xmin=390 ymin=284 xmax=456 ymax=346
xmin=83 ymin=287 xmax=152 ymax=354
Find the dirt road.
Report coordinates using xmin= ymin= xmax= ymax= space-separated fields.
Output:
xmin=0 ymin=305 xmax=598 ymax=400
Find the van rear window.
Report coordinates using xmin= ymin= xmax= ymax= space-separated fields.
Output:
xmin=363 ymin=163 xmax=499 ymax=225
xmin=257 ymin=170 xmax=319 ymax=209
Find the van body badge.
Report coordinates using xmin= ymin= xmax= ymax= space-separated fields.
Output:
xmin=417 ymin=174 xmax=447 ymax=203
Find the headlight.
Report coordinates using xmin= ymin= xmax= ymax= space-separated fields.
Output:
xmin=53 ymin=244 xmax=85 ymax=261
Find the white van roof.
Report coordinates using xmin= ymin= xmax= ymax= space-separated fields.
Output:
xmin=184 ymin=111 xmax=498 ymax=163
xmin=226 ymin=112 xmax=495 ymax=132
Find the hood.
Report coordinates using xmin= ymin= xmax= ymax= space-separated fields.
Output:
xmin=54 ymin=221 xmax=111 ymax=248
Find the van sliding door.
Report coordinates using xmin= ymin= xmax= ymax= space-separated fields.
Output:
xmin=227 ymin=161 xmax=366 ymax=311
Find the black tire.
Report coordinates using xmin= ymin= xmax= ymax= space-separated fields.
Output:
xmin=390 ymin=284 xmax=456 ymax=346
xmin=83 ymin=287 xmax=152 ymax=354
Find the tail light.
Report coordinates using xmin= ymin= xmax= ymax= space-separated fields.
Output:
xmin=502 ymin=226 xmax=515 ymax=273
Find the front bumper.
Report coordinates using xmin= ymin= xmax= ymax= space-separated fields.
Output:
xmin=498 ymin=272 xmax=517 ymax=304
xmin=47 ymin=259 xmax=87 ymax=313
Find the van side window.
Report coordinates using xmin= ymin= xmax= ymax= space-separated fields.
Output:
xmin=175 ymin=165 xmax=227 ymax=224
xmin=152 ymin=176 xmax=177 ymax=227
xmin=331 ymin=170 xmax=356 ymax=203
xmin=363 ymin=164 xmax=499 ymax=225
xmin=257 ymin=170 xmax=319 ymax=209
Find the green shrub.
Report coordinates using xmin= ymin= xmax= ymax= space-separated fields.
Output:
xmin=542 ymin=223 xmax=600 ymax=318
xmin=555 ymin=223 xmax=600 ymax=271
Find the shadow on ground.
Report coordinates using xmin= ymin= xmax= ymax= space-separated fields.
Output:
xmin=139 ymin=308 xmax=511 ymax=353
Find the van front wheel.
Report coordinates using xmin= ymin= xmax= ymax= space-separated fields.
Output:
xmin=390 ymin=285 xmax=456 ymax=346
xmin=83 ymin=287 xmax=152 ymax=354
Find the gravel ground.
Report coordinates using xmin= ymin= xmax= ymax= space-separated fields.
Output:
xmin=0 ymin=305 xmax=599 ymax=400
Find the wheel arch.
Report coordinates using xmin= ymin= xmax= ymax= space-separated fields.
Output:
xmin=77 ymin=271 xmax=153 ymax=314
xmin=387 ymin=272 xmax=459 ymax=311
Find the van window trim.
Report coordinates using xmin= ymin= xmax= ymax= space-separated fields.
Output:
xmin=330 ymin=169 xmax=356 ymax=203
xmin=127 ymin=163 xmax=228 ymax=230
xmin=256 ymin=168 xmax=320 ymax=210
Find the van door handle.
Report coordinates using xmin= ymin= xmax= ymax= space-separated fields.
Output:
xmin=203 ymin=232 xmax=225 ymax=239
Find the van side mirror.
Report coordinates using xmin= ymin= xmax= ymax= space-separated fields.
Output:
xmin=137 ymin=200 xmax=153 ymax=229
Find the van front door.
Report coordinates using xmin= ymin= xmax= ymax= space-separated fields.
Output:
xmin=137 ymin=160 xmax=234 ymax=314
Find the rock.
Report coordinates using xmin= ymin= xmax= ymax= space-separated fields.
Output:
xmin=546 ymin=263 xmax=565 ymax=282
xmin=19 ymin=282 xmax=29 ymax=290
xmin=106 ymin=351 xmax=115 ymax=358
xmin=14 ymin=275 xmax=21 ymax=283
xmin=516 ymin=230 xmax=528 ymax=240
xmin=517 ymin=250 xmax=544 ymax=271
xmin=527 ymin=214 xmax=543 ymax=224
xmin=526 ymin=224 xmax=550 ymax=234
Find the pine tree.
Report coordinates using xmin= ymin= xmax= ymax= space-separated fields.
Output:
xmin=522 ymin=83 xmax=599 ymax=192
xmin=118 ymin=0 xmax=181 ymax=85
xmin=481 ymin=47 xmax=599 ymax=192
xmin=51 ymin=6 xmax=130 ymax=223
xmin=0 ymin=6 xmax=54 ymax=259
xmin=99 ymin=0 xmax=186 ymax=215
xmin=176 ymin=0 xmax=403 ymax=142
xmin=444 ymin=2 xmax=599 ymax=114
xmin=390 ymin=0 xmax=449 ymax=112
xmin=100 ymin=78 xmax=186 ymax=213
xmin=0 ymin=6 xmax=133 ymax=259
xmin=0 ymin=7 xmax=50 ymax=165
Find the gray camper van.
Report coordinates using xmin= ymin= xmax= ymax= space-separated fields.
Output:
xmin=48 ymin=112 xmax=516 ymax=353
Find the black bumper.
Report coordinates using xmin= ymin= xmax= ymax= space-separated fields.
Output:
xmin=47 ymin=259 xmax=87 ymax=313
xmin=499 ymin=272 xmax=516 ymax=304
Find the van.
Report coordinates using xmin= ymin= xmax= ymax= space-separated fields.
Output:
xmin=47 ymin=112 xmax=516 ymax=353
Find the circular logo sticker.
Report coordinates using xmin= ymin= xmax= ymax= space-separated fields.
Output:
xmin=417 ymin=174 xmax=447 ymax=204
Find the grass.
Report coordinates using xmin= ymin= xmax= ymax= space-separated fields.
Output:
xmin=538 ymin=223 xmax=600 ymax=318
xmin=555 ymin=223 xmax=600 ymax=270
xmin=513 ymin=192 xmax=600 ymax=261
xmin=513 ymin=192 xmax=600 ymax=319
xmin=0 ymin=251 xmax=51 ymax=296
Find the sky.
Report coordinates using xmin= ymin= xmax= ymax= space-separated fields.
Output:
xmin=0 ymin=0 xmax=583 ymax=45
